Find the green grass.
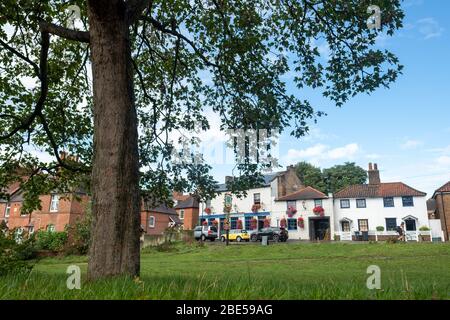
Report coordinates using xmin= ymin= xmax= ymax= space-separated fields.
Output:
xmin=1 ymin=242 xmax=449 ymax=300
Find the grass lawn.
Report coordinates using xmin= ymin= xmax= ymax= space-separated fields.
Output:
xmin=1 ymin=242 xmax=449 ymax=300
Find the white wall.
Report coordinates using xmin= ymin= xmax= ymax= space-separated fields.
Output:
xmin=333 ymin=196 xmax=429 ymax=237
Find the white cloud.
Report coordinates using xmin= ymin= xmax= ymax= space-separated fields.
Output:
xmin=284 ymin=143 xmax=359 ymax=165
xmin=417 ymin=18 xmax=444 ymax=40
xmin=365 ymin=153 xmax=382 ymax=160
xmin=401 ymin=139 xmax=423 ymax=150
xmin=436 ymin=156 xmax=450 ymax=167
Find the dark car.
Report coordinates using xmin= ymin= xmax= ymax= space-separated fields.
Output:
xmin=250 ymin=227 xmax=288 ymax=242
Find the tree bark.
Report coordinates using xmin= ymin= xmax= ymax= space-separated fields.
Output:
xmin=87 ymin=0 xmax=141 ymax=280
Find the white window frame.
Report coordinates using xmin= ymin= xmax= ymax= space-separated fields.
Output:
xmin=4 ymin=202 xmax=10 ymax=218
xmin=149 ymin=216 xmax=155 ymax=228
xmin=179 ymin=209 xmax=185 ymax=220
xmin=50 ymin=194 xmax=60 ymax=212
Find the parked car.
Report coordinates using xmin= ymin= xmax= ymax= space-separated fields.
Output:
xmin=194 ymin=225 xmax=218 ymax=241
xmin=250 ymin=227 xmax=288 ymax=242
xmin=220 ymin=229 xmax=250 ymax=242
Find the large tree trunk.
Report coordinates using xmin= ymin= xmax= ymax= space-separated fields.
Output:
xmin=87 ymin=1 xmax=141 ymax=280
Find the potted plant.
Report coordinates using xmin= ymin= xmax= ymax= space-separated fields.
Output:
xmin=376 ymin=226 xmax=384 ymax=232
xmin=280 ymin=218 xmax=287 ymax=228
xmin=286 ymin=205 xmax=297 ymax=218
xmin=313 ymin=206 xmax=325 ymax=216
xmin=298 ymin=217 xmax=305 ymax=229
xmin=263 ymin=218 xmax=271 ymax=228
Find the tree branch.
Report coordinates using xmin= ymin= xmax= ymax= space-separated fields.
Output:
xmin=127 ymin=0 xmax=152 ymax=25
xmin=39 ymin=21 xmax=90 ymax=43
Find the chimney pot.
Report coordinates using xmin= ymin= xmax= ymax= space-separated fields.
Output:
xmin=374 ymin=163 xmax=378 ymax=170
xmin=369 ymin=163 xmax=373 ymax=171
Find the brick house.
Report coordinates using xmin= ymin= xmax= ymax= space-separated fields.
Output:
xmin=140 ymin=201 xmax=181 ymax=235
xmin=431 ymin=181 xmax=450 ymax=241
xmin=174 ymin=196 xmax=199 ymax=230
xmin=0 ymin=183 xmax=89 ymax=233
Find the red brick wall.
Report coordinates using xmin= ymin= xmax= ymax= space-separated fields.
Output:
xmin=176 ymin=207 xmax=199 ymax=230
xmin=140 ymin=211 xmax=171 ymax=235
xmin=0 ymin=193 xmax=89 ymax=232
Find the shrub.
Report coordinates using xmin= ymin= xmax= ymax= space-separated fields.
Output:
xmin=0 ymin=228 xmax=35 ymax=276
xmin=35 ymin=231 xmax=68 ymax=252
xmin=419 ymin=226 xmax=430 ymax=231
xmin=376 ymin=226 xmax=385 ymax=232
xmin=64 ymin=214 xmax=91 ymax=255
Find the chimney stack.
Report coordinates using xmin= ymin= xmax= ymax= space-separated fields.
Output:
xmin=368 ymin=163 xmax=381 ymax=185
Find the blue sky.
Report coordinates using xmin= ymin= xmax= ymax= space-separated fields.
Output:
xmin=207 ymin=0 xmax=450 ymax=196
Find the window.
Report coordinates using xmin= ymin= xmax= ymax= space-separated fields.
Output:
xmin=340 ymin=199 xmax=350 ymax=209
xmin=385 ymin=218 xmax=397 ymax=231
xmin=4 ymin=202 xmax=10 ymax=218
xmin=402 ymin=196 xmax=414 ymax=207
xmin=383 ymin=197 xmax=395 ymax=208
xmin=230 ymin=217 xmax=238 ymax=229
xmin=46 ymin=224 xmax=55 ymax=232
xmin=179 ymin=209 xmax=185 ymax=220
xmin=314 ymin=199 xmax=323 ymax=207
xmin=149 ymin=216 xmax=155 ymax=228
xmin=50 ymin=194 xmax=59 ymax=212
xmin=286 ymin=200 xmax=296 ymax=209
xmin=341 ymin=221 xmax=350 ymax=232
xmin=287 ymin=218 xmax=297 ymax=231
xmin=28 ymin=226 xmax=34 ymax=234
xmin=356 ymin=199 xmax=366 ymax=208
xmin=253 ymin=193 xmax=261 ymax=205
xmin=358 ymin=219 xmax=369 ymax=232
xmin=245 ymin=216 xmax=251 ymax=230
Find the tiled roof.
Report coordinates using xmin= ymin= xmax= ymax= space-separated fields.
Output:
xmin=143 ymin=203 xmax=177 ymax=215
xmin=436 ymin=181 xmax=450 ymax=193
xmin=175 ymin=196 xmax=199 ymax=209
xmin=215 ymin=171 xmax=284 ymax=192
xmin=276 ymin=186 xmax=328 ymax=201
xmin=334 ymin=182 xmax=426 ymax=199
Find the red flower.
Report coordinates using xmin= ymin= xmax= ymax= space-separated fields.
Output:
xmin=286 ymin=205 xmax=297 ymax=218
xmin=251 ymin=204 xmax=261 ymax=213
xmin=313 ymin=206 xmax=325 ymax=215
xmin=250 ymin=218 xmax=258 ymax=230
xmin=237 ymin=219 xmax=243 ymax=229
xmin=212 ymin=220 xmax=218 ymax=225
xmin=264 ymin=218 xmax=271 ymax=228
xmin=298 ymin=217 xmax=305 ymax=229
xmin=204 ymin=207 xmax=211 ymax=214
xmin=202 ymin=220 xmax=208 ymax=226
xmin=280 ymin=218 xmax=287 ymax=228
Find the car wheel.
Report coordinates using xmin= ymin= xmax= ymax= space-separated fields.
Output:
xmin=221 ymin=236 xmax=226 ymax=242
xmin=210 ymin=238 xmax=215 ymax=242
xmin=273 ymin=235 xmax=280 ymax=242
xmin=236 ymin=236 xmax=242 ymax=242
xmin=201 ymin=234 xmax=206 ymax=241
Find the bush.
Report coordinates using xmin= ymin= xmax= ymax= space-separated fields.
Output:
xmin=0 ymin=229 xmax=35 ymax=276
xmin=64 ymin=213 xmax=91 ymax=255
xmin=419 ymin=226 xmax=430 ymax=231
xmin=35 ymin=231 xmax=68 ymax=252
xmin=376 ymin=226 xmax=385 ymax=232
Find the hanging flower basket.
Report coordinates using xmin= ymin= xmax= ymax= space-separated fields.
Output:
xmin=204 ymin=207 xmax=211 ymax=214
xmin=251 ymin=204 xmax=261 ymax=213
xmin=237 ymin=219 xmax=243 ymax=229
xmin=212 ymin=219 xmax=218 ymax=226
xmin=298 ymin=217 xmax=305 ymax=229
xmin=202 ymin=220 xmax=208 ymax=226
xmin=263 ymin=218 xmax=271 ymax=228
xmin=313 ymin=206 xmax=325 ymax=216
xmin=250 ymin=218 xmax=258 ymax=230
xmin=286 ymin=205 xmax=297 ymax=218
xmin=280 ymin=218 xmax=287 ymax=228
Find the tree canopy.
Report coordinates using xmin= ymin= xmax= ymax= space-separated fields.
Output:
xmin=295 ymin=161 xmax=367 ymax=194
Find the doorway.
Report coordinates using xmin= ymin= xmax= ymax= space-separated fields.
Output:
xmin=309 ymin=217 xmax=330 ymax=241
